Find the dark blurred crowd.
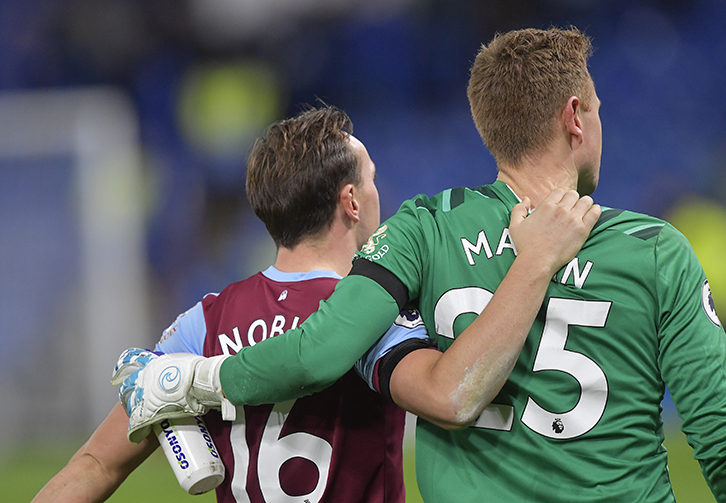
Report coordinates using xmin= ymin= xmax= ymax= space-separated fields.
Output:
xmin=1 ymin=0 xmax=725 ymax=330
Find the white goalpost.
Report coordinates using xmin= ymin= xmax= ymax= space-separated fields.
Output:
xmin=0 ymin=88 xmax=150 ymax=445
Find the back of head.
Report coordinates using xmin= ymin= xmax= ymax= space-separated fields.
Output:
xmin=246 ymin=105 xmax=360 ymax=249
xmin=467 ymin=27 xmax=593 ymax=168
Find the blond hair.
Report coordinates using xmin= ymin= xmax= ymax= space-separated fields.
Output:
xmin=467 ymin=27 xmax=593 ymax=167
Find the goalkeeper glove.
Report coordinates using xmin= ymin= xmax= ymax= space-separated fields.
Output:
xmin=111 ymin=348 xmax=236 ymax=443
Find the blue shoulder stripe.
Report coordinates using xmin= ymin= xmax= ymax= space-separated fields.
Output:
xmin=155 ymin=301 xmax=208 ymax=356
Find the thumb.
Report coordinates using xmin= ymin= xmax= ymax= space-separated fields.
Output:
xmin=510 ymin=197 xmax=531 ymax=225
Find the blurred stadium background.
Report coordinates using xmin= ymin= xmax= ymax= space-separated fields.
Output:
xmin=0 ymin=0 xmax=724 ymax=501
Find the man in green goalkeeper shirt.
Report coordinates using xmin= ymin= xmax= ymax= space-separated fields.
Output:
xmin=118 ymin=27 xmax=726 ymax=501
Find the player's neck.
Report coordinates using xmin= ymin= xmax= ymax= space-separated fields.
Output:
xmin=496 ymin=150 xmax=578 ymax=208
xmin=273 ymin=232 xmax=357 ymax=277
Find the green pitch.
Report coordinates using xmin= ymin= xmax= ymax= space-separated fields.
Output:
xmin=3 ymin=428 xmax=715 ymax=502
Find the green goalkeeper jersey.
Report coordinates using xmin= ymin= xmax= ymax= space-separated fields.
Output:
xmin=356 ymin=181 xmax=726 ymax=502
xmin=221 ymin=180 xmax=726 ymax=502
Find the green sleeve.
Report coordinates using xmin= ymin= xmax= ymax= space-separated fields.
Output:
xmin=356 ymin=197 xmax=428 ymax=302
xmin=656 ymin=224 xmax=726 ymax=500
xmin=219 ymin=274 xmax=400 ymax=405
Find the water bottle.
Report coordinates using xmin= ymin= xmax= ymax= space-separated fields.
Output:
xmin=154 ymin=416 xmax=225 ymax=495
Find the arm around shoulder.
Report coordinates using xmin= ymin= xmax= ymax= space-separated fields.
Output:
xmin=389 ymin=192 xmax=600 ymax=429
xmin=221 ymin=273 xmax=402 ymax=405
xmin=389 ymin=252 xmax=556 ymax=429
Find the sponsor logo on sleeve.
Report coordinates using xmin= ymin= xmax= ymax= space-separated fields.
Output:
xmin=157 ymin=320 xmax=178 ymax=345
xmin=702 ymin=280 xmax=722 ymax=328
xmin=361 ymin=224 xmax=388 ymax=256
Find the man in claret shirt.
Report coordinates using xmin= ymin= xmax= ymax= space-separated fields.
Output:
xmin=33 ymin=105 xmax=426 ymax=502
xmin=146 ymin=105 xmax=428 ymax=502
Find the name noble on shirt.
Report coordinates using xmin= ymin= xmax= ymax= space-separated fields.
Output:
xmin=218 ymin=314 xmax=301 ymax=355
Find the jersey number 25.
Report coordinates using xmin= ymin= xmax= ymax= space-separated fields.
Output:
xmin=435 ymin=288 xmax=611 ymax=439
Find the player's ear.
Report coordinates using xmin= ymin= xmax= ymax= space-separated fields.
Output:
xmin=564 ymin=95 xmax=584 ymax=146
xmin=339 ymin=183 xmax=361 ymax=223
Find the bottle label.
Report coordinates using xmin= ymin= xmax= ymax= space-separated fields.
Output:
xmin=155 ymin=416 xmax=225 ymax=494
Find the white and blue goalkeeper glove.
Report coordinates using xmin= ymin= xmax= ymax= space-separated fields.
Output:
xmin=111 ymin=348 xmax=236 ymax=443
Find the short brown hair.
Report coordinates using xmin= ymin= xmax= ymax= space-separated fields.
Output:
xmin=467 ymin=27 xmax=594 ymax=167
xmin=246 ymin=105 xmax=360 ymax=249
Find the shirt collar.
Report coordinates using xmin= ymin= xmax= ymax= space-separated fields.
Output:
xmin=261 ymin=266 xmax=342 ymax=282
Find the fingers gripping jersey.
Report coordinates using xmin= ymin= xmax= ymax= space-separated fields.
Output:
xmin=155 ymin=267 xmax=428 ymax=503
xmin=355 ymin=181 xmax=726 ymax=503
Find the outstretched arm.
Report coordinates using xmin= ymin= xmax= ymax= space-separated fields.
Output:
xmin=389 ymin=189 xmax=601 ymax=429
xmin=114 ymin=190 xmax=599 ymax=439
xmin=31 ymin=403 xmax=158 ymax=503
xmin=220 ymin=274 xmax=402 ymax=404
xmin=112 ymin=272 xmax=403 ymax=440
